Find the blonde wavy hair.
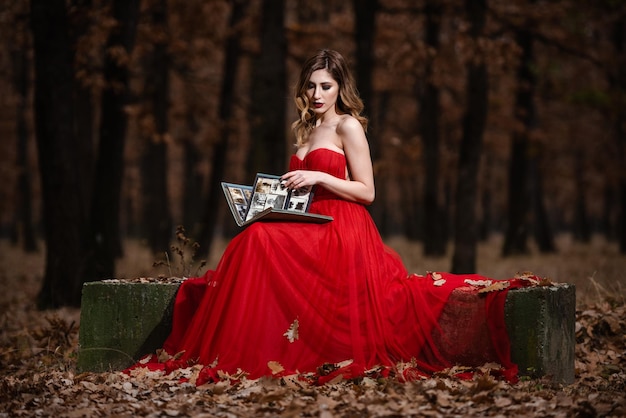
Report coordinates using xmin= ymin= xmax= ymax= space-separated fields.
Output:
xmin=291 ymin=49 xmax=368 ymax=147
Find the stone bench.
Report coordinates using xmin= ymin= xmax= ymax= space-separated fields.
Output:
xmin=77 ymin=280 xmax=576 ymax=384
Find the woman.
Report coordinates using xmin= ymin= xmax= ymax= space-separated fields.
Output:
xmin=136 ymin=49 xmax=530 ymax=384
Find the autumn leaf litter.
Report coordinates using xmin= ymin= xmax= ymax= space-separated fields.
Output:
xmin=2 ymin=309 xmax=624 ymax=417
xmin=1 ymin=241 xmax=625 ymax=416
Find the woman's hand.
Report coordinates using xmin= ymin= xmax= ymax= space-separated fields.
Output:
xmin=280 ymin=170 xmax=321 ymax=190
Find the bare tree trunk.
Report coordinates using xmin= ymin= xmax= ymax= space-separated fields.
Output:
xmin=141 ymin=0 xmax=173 ymax=255
xmin=87 ymin=0 xmax=140 ymax=278
xmin=31 ymin=0 xmax=87 ymax=308
xmin=175 ymin=7 xmax=204 ymax=240
xmin=420 ymin=0 xmax=446 ymax=256
xmin=601 ymin=184 xmax=615 ymax=240
xmin=247 ymin=0 xmax=287 ymax=177
xmin=182 ymin=113 xmax=202 ymax=235
xmin=617 ymin=126 xmax=626 ymax=252
xmin=402 ymin=173 xmax=422 ymax=241
xmin=530 ymin=154 xmax=556 ymax=252
xmin=479 ymin=156 xmax=494 ymax=240
xmin=611 ymin=19 xmax=626 ymax=253
xmin=197 ymin=0 xmax=246 ymax=257
xmin=11 ymin=38 xmax=38 ymax=252
xmin=572 ymin=151 xmax=591 ymax=243
xmin=353 ymin=0 xmax=377 ymax=156
xmin=451 ymin=0 xmax=488 ymax=274
xmin=502 ymin=24 xmax=533 ymax=256
xmin=70 ymin=0 xmax=95 ymax=214
xmin=354 ymin=0 xmax=388 ymax=234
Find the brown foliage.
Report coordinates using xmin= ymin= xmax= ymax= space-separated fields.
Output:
xmin=0 ymin=0 xmax=623 ymax=244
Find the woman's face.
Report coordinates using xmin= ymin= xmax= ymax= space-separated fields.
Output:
xmin=307 ymin=69 xmax=339 ymax=116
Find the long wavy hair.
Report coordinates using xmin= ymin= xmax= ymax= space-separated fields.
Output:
xmin=291 ymin=49 xmax=368 ymax=147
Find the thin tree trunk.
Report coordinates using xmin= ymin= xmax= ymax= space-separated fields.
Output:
xmin=530 ymin=154 xmax=556 ymax=251
xmin=176 ymin=9 xmax=204 ymax=240
xmin=402 ymin=173 xmax=422 ymax=241
xmin=11 ymin=42 xmax=38 ymax=252
xmin=87 ymin=0 xmax=140 ymax=279
xmin=197 ymin=0 xmax=246 ymax=257
xmin=601 ymin=183 xmax=615 ymax=240
xmin=479 ymin=190 xmax=492 ymax=240
xmin=141 ymin=0 xmax=173 ymax=255
xmin=420 ymin=0 xmax=446 ymax=256
xmin=573 ymin=151 xmax=591 ymax=243
xmin=502 ymin=24 xmax=534 ymax=256
xmin=611 ymin=19 xmax=626 ymax=253
xmin=353 ymin=0 xmax=377 ymax=157
xmin=451 ymin=0 xmax=488 ymax=274
xmin=247 ymin=0 xmax=287 ymax=177
xmin=354 ymin=0 xmax=388 ymax=234
xmin=70 ymin=0 xmax=95 ymax=214
xmin=182 ymin=113 xmax=202 ymax=235
xmin=617 ymin=111 xmax=626 ymax=252
xmin=479 ymin=157 xmax=494 ymax=241
xmin=31 ymin=0 xmax=87 ymax=308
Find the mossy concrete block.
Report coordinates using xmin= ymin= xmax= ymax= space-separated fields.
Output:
xmin=77 ymin=280 xmax=576 ymax=383
xmin=505 ymin=283 xmax=576 ymax=384
xmin=77 ymin=281 xmax=180 ymax=373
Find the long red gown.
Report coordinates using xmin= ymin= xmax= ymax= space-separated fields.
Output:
xmin=135 ymin=148 xmax=532 ymax=384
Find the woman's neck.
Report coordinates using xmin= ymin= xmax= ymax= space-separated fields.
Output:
xmin=315 ymin=108 xmax=341 ymax=127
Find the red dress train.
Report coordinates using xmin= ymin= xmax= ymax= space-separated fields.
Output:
xmin=133 ymin=148 xmax=532 ymax=384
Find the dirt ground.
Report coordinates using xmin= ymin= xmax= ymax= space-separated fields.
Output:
xmin=1 ymin=234 xmax=625 ymax=417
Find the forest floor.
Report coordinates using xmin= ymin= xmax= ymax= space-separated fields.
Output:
xmin=0 ymin=234 xmax=625 ymax=417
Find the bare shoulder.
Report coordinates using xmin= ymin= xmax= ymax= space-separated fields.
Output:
xmin=336 ymin=115 xmax=364 ymax=135
xmin=336 ymin=115 xmax=369 ymax=157
xmin=336 ymin=115 xmax=366 ymax=149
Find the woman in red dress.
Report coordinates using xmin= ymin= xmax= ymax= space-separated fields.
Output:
xmin=139 ymin=49 xmax=528 ymax=384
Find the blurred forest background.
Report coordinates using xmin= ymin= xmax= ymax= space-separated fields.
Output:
xmin=0 ymin=0 xmax=624 ymax=308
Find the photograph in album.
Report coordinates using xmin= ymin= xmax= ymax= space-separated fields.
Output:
xmin=221 ymin=182 xmax=253 ymax=226
xmin=221 ymin=173 xmax=333 ymax=227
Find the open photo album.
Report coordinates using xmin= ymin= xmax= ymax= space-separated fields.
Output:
xmin=221 ymin=173 xmax=334 ymax=227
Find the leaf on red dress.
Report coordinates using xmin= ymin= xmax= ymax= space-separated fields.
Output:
xmin=477 ymin=280 xmax=511 ymax=293
xmin=156 ymin=348 xmax=171 ymax=363
xmin=268 ymin=360 xmax=285 ymax=375
xmin=514 ymin=272 xmax=554 ymax=287
xmin=283 ymin=318 xmax=299 ymax=343
xmin=318 ymin=359 xmax=353 ymax=377
xmin=336 ymin=359 xmax=354 ymax=369
xmin=515 ymin=271 xmax=541 ymax=285
xmin=464 ymin=279 xmax=493 ymax=287
xmin=430 ymin=272 xmax=447 ymax=286
xmin=209 ymin=356 xmax=219 ymax=368
xmin=515 ymin=271 xmax=536 ymax=280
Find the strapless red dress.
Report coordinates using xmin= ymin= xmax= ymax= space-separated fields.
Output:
xmin=133 ymin=148 xmax=531 ymax=384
